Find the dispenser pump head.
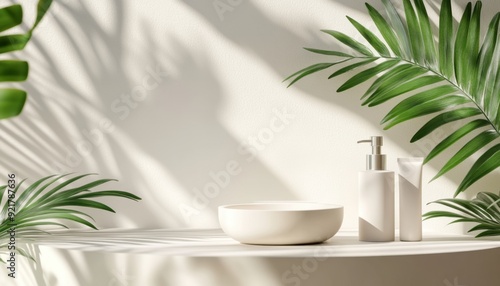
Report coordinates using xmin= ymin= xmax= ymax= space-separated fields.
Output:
xmin=357 ymin=136 xmax=386 ymax=170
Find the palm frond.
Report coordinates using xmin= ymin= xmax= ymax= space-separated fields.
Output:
xmin=285 ymin=0 xmax=500 ymax=196
xmin=0 ymin=0 xmax=52 ymax=119
xmin=0 ymin=174 xmax=141 ymax=262
xmin=424 ymin=192 xmax=500 ymax=237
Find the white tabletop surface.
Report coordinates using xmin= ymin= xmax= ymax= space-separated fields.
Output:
xmin=24 ymin=228 xmax=500 ymax=257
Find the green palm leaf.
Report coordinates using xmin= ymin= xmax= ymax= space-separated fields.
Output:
xmin=347 ymin=16 xmax=390 ymax=57
xmin=424 ymin=119 xmax=490 ymax=164
xmin=456 ymin=144 xmax=500 ymax=195
xmin=381 ymin=85 xmax=458 ymax=123
xmin=454 ymin=3 xmax=472 ymax=87
xmin=286 ymin=0 xmax=500 ymax=196
xmin=381 ymin=0 xmax=411 ymax=58
xmin=337 ymin=60 xmax=399 ymax=92
xmin=284 ymin=62 xmax=348 ymax=87
xmin=383 ymin=95 xmax=469 ymax=129
xmin=366 ymin=3 xmax=402 ymax=57
xmin=303 ymin=48 xmax=353 ymax=58
xmin=328 ymin=58 xmax=377 ymax=78
xmin=0 ymin=174 xmax=141 ymax=262
xmin=467 ymin=2 xmax=482 ymax=93
xmin=414 ymin=0 xmax=436 ymax=67
xmin=403 ymin=0 xmax=424 ymax=64
xmin=362 ymin=64 xmax=428 ymax=100
xmin=439 ymin=0 xmax=453 ymax=78
xmin=433 ymin=131 xmax=499 ymax=180
xmin=411 ymin=108 xmax=482 ymax=142
xmin=424 ymin=192 xmax=500 ymax=237
xmin=0 ymin=0 xmax=52 ymax=120
xmin=321 ymin=30 xmax=373 ymax=57
xmin=363 ymin=75 xmax=444 ymax=106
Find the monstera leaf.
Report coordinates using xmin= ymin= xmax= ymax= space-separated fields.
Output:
xmin=286 ymin=0 xmax=500 ymax=197
xmin=0 ymin=0 xmax=52 ymax=119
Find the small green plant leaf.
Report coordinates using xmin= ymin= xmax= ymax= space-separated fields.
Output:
xmin=383 ymin=95 xmax=468 ymax=129
xmin=0 ymin=5 xmax=22 ymax=33
xmin=0 ymin=89 xmax=26 ymax=120
xmin=0 ymin=34 xmax=29 ymax=54
xmin=439 ymin=198 xmax=492 ymax=220
xmin=423 ymin=193 xmax=500 ymax=237
xmin=381 ymin=85 xmax=458 ymax=123
xmin=474 ymin=193 xmax=500 ymax=222
xmin=474 ymin=13 xmax=500 ymax=98
xmin=347 ymin=16 xmax=390 ymax=57
xmin=16 ymin=175 xmax=57 ymax=209
xmin=328 ymin=58 xmax=377 ymax=79
xmin=0 ymin=61 xmax=28 ymax=82
xmin=475 ymin=229 xmax=500 ymax=237
xmin=454 ymin=3 xmax=472 ymax=86
xmin=24 ymin=174 xmax=70 ymax=207
xmin=19 ymin=213 xmax=99 ymax=230
xmin=33 ymin=0 xmax=53 ymax=31
xmin=48 ymin=199 xmax=116 ymax=213
xmin=0 ymin=174 xmax=141 ymax=248
xmin=403 ymin=0 xmax=424 ymax=64
xmin=381 ymin=0 xmax=411 ymax=58
xmin=362 ymin=64 xmax=427 ymax=100
xmin=423 ymin=210 xmax=467 ymax=221
xmin=465 ymin=2 xmax=482 ymax=93
xmin=14 ymin=208 xmax=95 ymax=223
xmin=411 ymin=108 xmax=482 ymax=142
xmin=337 ymin=59 xmax=399 ymax=92
xmin=456 ymin=144 xmax=500 ymax=196
xmin=0 ymin=185 xmax=6 ymax=207
xmin=439 ymin=0 xmax=454 ymax=78
xmin=366 ymin=3 xmax=402 ymax=57
xmin=364 ymin=75 xmax=444 ymax=106
xmin=0 ymin=0 xmax=54 ymax=120
xmin=35 ymin=174 xmax=98 ymax=206
xmin=321 ymin=30 xmax=373 ymax=56
xmin=414 ymin=0 xmax=436 ymax=67
xmin=73 ymin=190 xmax=142 ymax=201
xmin=303 ymin=48 xmax=353 ymax=58
xmin=0 ymin=179 xmax=25 ymax=219
xmin=424 ymin=119 xmax=490 ymax=164
xmin=285 ymin=62 xmax=345 ymax=87
xmin=433 ymin=131 xmax=499 ymax=179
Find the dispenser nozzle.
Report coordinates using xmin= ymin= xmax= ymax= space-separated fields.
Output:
xmin=357 ymin=136 xmax=386 ymax=170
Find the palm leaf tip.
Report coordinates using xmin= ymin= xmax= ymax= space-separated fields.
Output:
xmin=303 ymin=47 xmax=353 ymax=58
xmin=346 ymin=16 xmax=390 ymax=57
xmin=320 ymin=29 xmax=373 ymax=57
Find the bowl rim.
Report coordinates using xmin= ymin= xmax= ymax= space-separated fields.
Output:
xmin=218 ymin=202 xmax=343 ymax=212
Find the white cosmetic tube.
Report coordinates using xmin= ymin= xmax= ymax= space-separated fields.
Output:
xmin=398 ymin=157 xmax=424 ymax=241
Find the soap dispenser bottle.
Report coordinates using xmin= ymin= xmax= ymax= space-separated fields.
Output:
xmin=357 ymin=136 xmax=395 ymax=242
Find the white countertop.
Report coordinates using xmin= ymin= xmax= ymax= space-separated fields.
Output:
xmin=24 ymin=228 xmax=500 ymax=257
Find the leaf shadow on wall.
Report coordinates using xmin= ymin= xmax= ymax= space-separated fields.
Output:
xmin=35 ymin=1 xmax=293 ymax=227
xmin=0 ymin=1 xmax=296 ymax=285
xmin=121 ymin=30 xmax=297 ymax=210
xmin=181 ymin=0 xmax=499 ymax=200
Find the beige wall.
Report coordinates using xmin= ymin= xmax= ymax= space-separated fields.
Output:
xmin=3 ymin=0 xmax=500 ymax=232
xmin=1 ymin=0 xmax=500 ymax=284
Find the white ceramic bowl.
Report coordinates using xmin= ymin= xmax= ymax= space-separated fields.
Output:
xmin=218 ymin=202 xmax=343 ymax=245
